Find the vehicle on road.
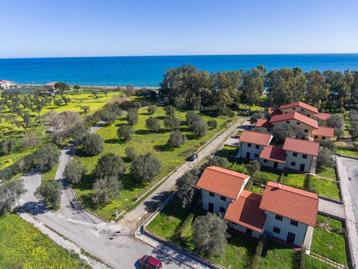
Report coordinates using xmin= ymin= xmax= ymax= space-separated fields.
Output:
xmin=139 ymin=255 xmax=162 ymax=269
xmin=186 ymin=153 xmax=198 ymax=162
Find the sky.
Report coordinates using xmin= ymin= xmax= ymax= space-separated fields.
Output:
xmin=1 ymin=0 xmax=358 ymax=58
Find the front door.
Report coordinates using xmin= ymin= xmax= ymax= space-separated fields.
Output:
xmin=208 ymin=202 xmax=214 ymax=213
xmin=273 ymin=162 xmax=278 ymax=169
xmin=287 ymin=232 xmax=296 ymax=244
xmin=246 ymin=152 xmax=250 ymax=159
xmin=299 ymin=164 xmax=305 ymax=172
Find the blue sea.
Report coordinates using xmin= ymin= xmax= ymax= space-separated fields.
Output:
xmin=0 ymin=54 xmax=358 ymax=87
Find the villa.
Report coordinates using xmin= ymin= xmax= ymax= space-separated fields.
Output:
xmin=196 ymin=166 xmax=319 ymax=250
xmin=236 ymin=130 xmax=273 ymax=160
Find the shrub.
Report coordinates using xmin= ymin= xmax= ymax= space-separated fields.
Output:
xmin=204 ymin=156 xmax=230 ymax=169
xmin=207 ymin=119 xmax=217 ymax=129
xmin=126 ymin=108 xmax=138 ymax=125
xmin=167 ymin=130 xmax=185 ymax=147
xmin=146 ymin=117 xmax=161 ymax=132
xmin=81 ymin=133 xmax=104 ymax=156
xmin=130 ymin=153 xmax=161 ymax=182
xmin=35 ymin=181 xmax=62 ymax=210
xmin=117 ymin=125 xmax=133 ymax=142
xmin=317 ymin=147 xmax=335 ymax=170
xmin=34 ymin=143 xmax=59 ymax=172
xmin=0 ymin=180 xmax=25 ymax=215
xmin=94 ymin=153 xmax=124 ymax=180
xmin=190 ymin=117 xmax=208 ymax=137
xmin=250 ymin=237 xmax=264 ymax=269
xmin=92 ymin=177 xmax=121 ymax=205
xmin=64 ymin=159 xmax=85 ymax=184
xmin=125 ymin=146 xmax=136 ymax=161
xmin=147 ymin=105 xmax=157 ymax=115
xmin=164 ymin=117 xmax=181 ymax=131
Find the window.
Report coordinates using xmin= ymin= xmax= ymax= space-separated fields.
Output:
xmin=255 ymin=145 xmax=260 ymax=149
xmin=273 ymin=226 xmax=281 ymax=234
xmin=247 ymin=143 xmax=252 ymax=148
xmin=291 ymin=161 xmax=296 ymax=166
xmin=209 ymin=192 xmax=214 ymax=197
xmin=292 ymin=108 xmax=296 ymax=111
xmin=300 ymin=108 xmax=304 ymax=111
xmin=296 ymin=122 xmax=300 ymax=125
xmin=314 ymin=135 xmax=318 ymax=139
xmin=302 ymin=154 xmax=307 ymax=159
xmin=290 ymin=220 xmax=299 ymax=226
xmin=219 ymin=207 xmax=225 ymax=213
xmin=322 ymin=137 xmax=326 ymax=140
xmin=304 ymin=129 xmax=308 ymax=133
xmin=293 ymin=152 xmax=298 ymax=157
xmin=263 ymin=159 xmax=268 ymax=163
xmin=286 ymin=121 xmax=290 ymax=124
xmin=307 ymin=115 xmax=311 ymax=117
xmin=220 ymin=196 xmax=226 ymax=201
xmin=254 ymin=154 xmax=259 ymax=158
xmin=275 ymin=215 xmax=283 ymax=221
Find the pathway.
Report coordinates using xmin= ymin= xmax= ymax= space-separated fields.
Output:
xmin=318 ymin=198 xmax=345 ymax=220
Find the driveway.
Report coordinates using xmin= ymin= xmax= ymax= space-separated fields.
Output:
xmin=336 ymin=156 xmax=358 ymax=268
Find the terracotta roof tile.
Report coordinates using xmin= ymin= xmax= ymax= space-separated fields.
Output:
xmin=260 ymin=181 xmax=319 ymax=226
xmin=195 ymin=166 xmax=249 ymax=200
xmin=260 ymin=146 xmax=286 ymax=163
xmin=240 ymin=130 xmax=272 ymax=146
xmin=312 ymin=126 xmax=334 ymax=137
xmin=283 ymin=137 xmax=320 ymax=156
xmin=279 ymin=101 xmax=319 ymax=114
xmin=317 ymin=112 xmax=331 ymax=121
xmin=269 ymin=112 xmax=319 ymax=129
xmin=255 ymin=119 xmax=271 ymax=128
xmin=225 ymin=190 xmax=266 ymax=233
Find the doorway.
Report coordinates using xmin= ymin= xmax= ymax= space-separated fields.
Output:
xmin=287 ymin=232 xmax=296 ymax=244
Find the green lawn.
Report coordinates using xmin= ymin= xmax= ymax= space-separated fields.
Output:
xmin=257 ymin=241 xmax=298 ymax=269
xmin=249 ymin=184 xmax=264 ymax=195
xmin=282 ymin=173 xmax=306 ymax=189
xmin=43 ymin=161 xmax=59 ymax=182
xmin=255 ymin=169 xmax=281 ymax=183
xmin=311 ymin=215 xmax=348 ymax=265
xmin=0 ymin=148 xmax=37 ymax=170
xmin=0 ymin=214 xmax=88 ymax=269
xmin=74 ymin=107 xmax=235 ymax=220
xmin=310 ymin=176 xmax=340 ymax=201
xmin=305 ymin=255 xmax=335 ymax=269
xmin=337 ymin=148 xmax=358 ymax=158
xmin=316 ymin=167 xmax=336 ymax=180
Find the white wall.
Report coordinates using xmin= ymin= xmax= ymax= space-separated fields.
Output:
xmin=285 ymin=151 xmax=313 ymax=173
xmin=263 ymin=211 xmax=308 ymax=246
xmin=201 ymin=190 xmax=233 ymax=216
xmin=237 ymin=142 xmax=264 ymax=160
xmin=271 ymin=120 xmax=315 ymax=138
xmin=227 ymin=222 xmax=261 ymax=239
xmin=281 ymin=107 xmax=316 ymax=118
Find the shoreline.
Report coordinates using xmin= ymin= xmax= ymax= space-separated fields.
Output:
xmin=10 ymin=83 xmax=159 ymax=89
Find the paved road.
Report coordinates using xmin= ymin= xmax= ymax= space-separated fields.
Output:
xmin=119 ymin=117 xmax=246 ymax=231
xmin=336 ymin=156 xmax=358 ymax=269
xmin=318 ymin=198 xmax=345 ymax=220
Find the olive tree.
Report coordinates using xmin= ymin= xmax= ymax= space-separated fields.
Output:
xmin=190 ymin=117 xmax=208 ymax=137
xmin=147 ymin=105 xmax=157 ymax=115
xmin=117 ymin=125 xmax=133 ymax=142
xmin=167 ymin=130 xmax=185 ymax=147
xmin=64 ymin=159 xmax=85 ymax=184
xmin=35 ymin=181 xmax=62 ymax=210
xmin=146 ymin=117 xmax=161 ymax=132
xmin=125 ymin=146 xmax=137 ymax=161
xmin=127 ymin=108 xmax=138 ymax=125
xmin=92 ymin=177 xmax=121 ymax=205
xmin=0 ymin=180 xmax=25 ymax=215
xmin=81 ymin=133 xmax=104 ymax=156
xmin=35 ymin=143 xmax=59 ymax=172
xmin=176 ymin=169 xmax=200 ymax=208
xmin=94 ymin=153 xmax=124 ymax=180
xmin=130 ymin=153 xmax=161 ymax=182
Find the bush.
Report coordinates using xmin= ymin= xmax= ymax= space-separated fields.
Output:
xmin=35 ymin=181 xmax=62 ymax=210
xmin=250 ymin=112 xmax=265 ymax=124
xmin=126 ymin=108 xmax=138 ymax=125
xmin=146 ymin=117 xmax=161 ymax=132
xmin=94 ymin=153 xmax=124 ymax=180
xmin=125 ymin=146 xmax=136 ymax=161
xmin=204 ymin=156 xmax=230 ymax=169
xmin=317 ymin=147 xmax=335 ymax=170
xmin=207 ymin=119 xmax=217 ymax=129
xmin=117 ymin=125 xmax=133 ymax=142
xmin=192 ymin=213 xmax=228 ymax=257
xmin=250 ymin=237 xmax=264 ymax=269
xmin=190 ymin=117 xmax=208 ymax=137
xmin=81 ymin=133 xmax=104 ymax=156
xmin=164 ymin=116 xmax=181 ymax=131
xmin=272 ymin=123 xmax=295 ymax=144
xmin=167 ymin=130 xmax=185 ymax=147
xmin=147 ymin=105 xmax=157 ymax=115
xmin=185 ymin=111 xmax=200 ymax=126
xmin=130 ymin=153 xmax=161 ymax=182
xmin=304 ymin=175 xmax=315 ymax=192
xmin=245 ymin=160 xmax=261 ymax=175
xmin=64 ymin=159 xmax=85 ymax=184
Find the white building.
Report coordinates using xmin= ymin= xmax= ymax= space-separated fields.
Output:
xmin=237 ymin=131 xmax=272 ymax=160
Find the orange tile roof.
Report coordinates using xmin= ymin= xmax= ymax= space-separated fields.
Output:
xmin=260 ymin=145 xmax=286 ymax=163
xmin=312 ymin=126 xmax=334 ymax=137
xmin=269 ymin=112 xmax=318 ymax=129
xmin=195 ymin=166 xmax=249 ymax=200
xmin=317 ymin=112 xmax=331 ymax=121
xmin=279 ymin=101 xmax=319 ymax=114
xmin=240 ymin=130 xmax=272 ymax=146
xmin=255 ymin=119 xmax=271 ymax=128
xmin=260 ymin=182 xmax=319 ymax=226
xmin=283 ymin=137 xmax=320 ymax=156
xmin=225 ymin=190 xmax=266 ymax=233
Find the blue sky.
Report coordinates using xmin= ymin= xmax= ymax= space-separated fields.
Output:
xmin=1 ymin=0 xmax=357 ymax=58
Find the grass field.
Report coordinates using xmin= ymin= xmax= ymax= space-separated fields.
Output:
xmin=337 ymin=148 xmax=358 ymax=158
xmin=74 ymin=107 xmax=234 ymax=220
xmin=311 ymin=176 xmax=340 ymax=200
xmin=311 ymin=215 xmax=348 ymax=265
xmin=316 ymin=167 xmax=336 ymax=180
xmin=0 ymin=214 xmax=88 ymax=269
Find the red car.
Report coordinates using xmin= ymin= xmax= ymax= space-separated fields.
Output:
xmin=139 ymin=255 xmax=162 ymax=269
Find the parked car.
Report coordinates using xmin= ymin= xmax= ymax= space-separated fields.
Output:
xmin=186 ymin=153 xmax=198 ymax=162
xmin=139 ymin=255 xmax=162 ymax=269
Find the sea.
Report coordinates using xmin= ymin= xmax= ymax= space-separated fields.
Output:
xmin=0 ymin=54 xmax=358 ymax=87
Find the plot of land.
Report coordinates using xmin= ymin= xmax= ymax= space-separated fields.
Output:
xmin=74 ymin=107 xmax=233 ymax=220
xmin=0 ymin=214 xmax=88 ymax=269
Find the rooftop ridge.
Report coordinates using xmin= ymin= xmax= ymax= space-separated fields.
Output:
xmin=267 ymin=181 xmax=318 ymax=200
xmin=206 ymin=166 xmax=249 ymax=179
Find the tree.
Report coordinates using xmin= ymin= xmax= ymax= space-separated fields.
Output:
xmin=54 ymin=82 xmax=70 ymax=93
xmin=127 ymin=108 xmax=138 ymax=125
xmin=20 ymin=112 xmax=32 ymax=130
xmin=190 ymin=118 xmax=208 ymax=137
xmin=35 ymin=181 xmax=62 ymax=210
xmin=94 ymin=153 xmax=124 ymax=180
xmin=305 ymin=71 xmax=329 ymax=108
xmin=327 ymin=114 xmax=344 ymax=137
xmin=130 ymin=153 xmax=161 ymax=182
xmin=164 ymin=105 xmax=176 ymax=118
xmin=250 ymin=112 xmax=266 ymax=124
xmin=92 ymin=177 xmax=121 ymax=205
xmin=245 ymin=160 xmax=261 ymax=175
xmin=146 ymin=117 xmax=161 ymax=132
xmin=320 ymin=139 xmax=336 ymax=152
xmin=147 ymin=105 xmax=157 ymax=115
xmin=241 ymin=67 xmax=265 ymax=107
xmin=192 ymin=213 xmax=228 ymax=257
xmin=125 ymin=146 xmax=137 ymax=161
xmin=124 ymin=85 xmax=136 ymax=96
xmin=21 ymin=131 xmax=39 ymax=148
xmin=204 ymin=156 xmax=230 ymax=169
xmin=207 ymin=119 xmax=217 ymax=129
xmin=164 ymin=116 xmax=181 ymax=131
xmin=35 ymin=143 xmax=59 ymax=172
xmin=64 ymin=159 xmax=85 ymax=184
xmin=81 ymin=133 xmax=104 ymax=156
xmin=324 ymin=71 xmax=351 ymax=111
xmin=0 ymin=180 xmax=25 ymax=215
xmin=317 ymin=147 xmax=335 ymax=170
xmin=176 ymin=169 xmax=200 ymax=208
xmin=68 ymin=122 xmax=88 ymax=144
xmin=186 ymin=111 xmax=200 ymax=126
xmin=80 ymin=105 xmax=90 ymax=114
xmin=117 ymin=125 xmax=133 ymax=141
xmin=167 ymin=129 xmax=185 ymax=147
xmin=272 ymin=123 xmax=295 ymax=144
xmin=100 ymin=108 xmax=118 ymax=124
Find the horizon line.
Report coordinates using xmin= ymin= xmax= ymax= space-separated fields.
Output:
xmin=1 ymin=52 xmax=358 ymax=60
